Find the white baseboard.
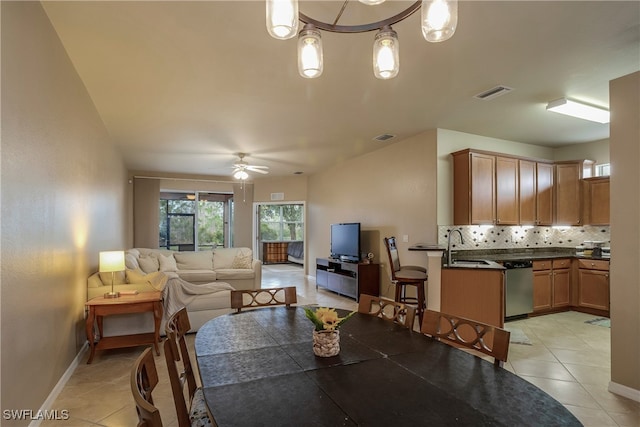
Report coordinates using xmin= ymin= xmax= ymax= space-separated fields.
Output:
xmin=28 ymin=343 xmax=88 ymax=427
xmin=608 ymin=381 xmax=640 ymax=403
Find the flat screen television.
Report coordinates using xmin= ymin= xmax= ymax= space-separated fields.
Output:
xmin=330 ymin=222 xmax=361 ymax=263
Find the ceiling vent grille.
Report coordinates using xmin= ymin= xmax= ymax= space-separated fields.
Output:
xmin=474 ymin=85 xmax=514 ymax=100
xmin=373 ymin=133 xmax=396 ymax=142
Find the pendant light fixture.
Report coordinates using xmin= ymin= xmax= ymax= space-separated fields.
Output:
xmin=267 ymin=0 xmax=459 ymax=79
xmin=266 ymin=0 xmax=299 ymax=40
xmin=298 ymin=24 xmax=323 ymax=78
xmin=373 ymin=26 xmax=399 ymax=80
xmin=421 ymin=0 xmax=458 ymax=42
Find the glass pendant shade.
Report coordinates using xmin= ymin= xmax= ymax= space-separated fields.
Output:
xmin=359 ymin=0 xmax=386 ymax=5
xmin=373 ymin=26 xmax=399 ymax=79
xmin=266 ymin=0 xmax=299 ymax=40
xmin=234 ymin=170 xmax=249 ymax=180
xmin=298 ymin=24 xmax=323 ymax=78
xmin=421 ymin=0 xmax=458 ymax=42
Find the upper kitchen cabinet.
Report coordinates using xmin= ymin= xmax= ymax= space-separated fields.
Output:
xmin=495 ymin=156 xmax=519 ymax=225
xmin=519 ymin=160 xmax=554 ymax=226
xmin=583 ymin=176 xmax=610 ymax=225
xmin=554 ymin=160 xmax=594 ymax=225
xmin=453 ymin=150 xmax=495 ymax=225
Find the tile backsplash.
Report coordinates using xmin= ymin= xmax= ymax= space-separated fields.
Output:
xmin=438 ymin=225 xmax=610 ymax=250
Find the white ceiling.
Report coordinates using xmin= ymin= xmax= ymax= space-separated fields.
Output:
xmin=42 ymin=1 xmax=640 ymax=179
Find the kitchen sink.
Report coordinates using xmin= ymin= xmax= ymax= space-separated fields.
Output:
xmin=451 ymin=259 xmax=491 ymax=266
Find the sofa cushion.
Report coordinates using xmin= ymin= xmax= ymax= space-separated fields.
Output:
xmin=214 ymin=247 xmax=252 ymax=269
xmin=158 ymin=253 xmax=178 ymax=272
xmin=215 ymin=269 xmax=255 ymax=280
xmin=99 ymin=271 xmax=126 ymax=286
xmin=125 ymin=253 xmax=140 ymax=270
xmin=176 ymin=270 xmax=217 ymax=283
xmin=186 ymin=288 xmax=233 ymax=312
xmin=136 ymin=248 xmax=173 ymax=257
xmin=138 ymin=255 xmax=159 ymax=273
xmin=174 ymin=251 xmax=213 ymax=270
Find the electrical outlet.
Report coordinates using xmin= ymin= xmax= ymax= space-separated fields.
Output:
xmin=402 ymin=235 xmax=409 ymax=242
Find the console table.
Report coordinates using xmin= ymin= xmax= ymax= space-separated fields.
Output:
xmin=85 ymin=291 xmax=163 ymax=364
xmin=316 ymin=257 xmax=379 ymax=301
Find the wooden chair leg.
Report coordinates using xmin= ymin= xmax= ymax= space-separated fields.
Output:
xmin=416 ymin=282 xmax=426 ymax=325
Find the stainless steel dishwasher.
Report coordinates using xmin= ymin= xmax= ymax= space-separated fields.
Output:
xmin=504 ymin=260 xmax=533 ymax=320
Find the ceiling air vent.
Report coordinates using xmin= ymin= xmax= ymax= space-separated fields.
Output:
xmin=373 ymin=133 xmax=396 ymax=142
xmin=473 ymin=85 xmax=514 ymax=100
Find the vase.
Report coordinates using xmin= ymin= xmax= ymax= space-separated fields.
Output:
xmin=312 ymin=330 xmax=340 ymax=357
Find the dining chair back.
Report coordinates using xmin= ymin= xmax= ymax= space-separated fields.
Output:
xmin=383 ymin=236 xmax=428 ymax=323
xmin=164 ymin=308 xmax=213 ymax=427
xmin=420 ymin=309 xmax=511 ymax=367
xmin=358 ymin=294 xmax=416 ymax=329
xmin=131 ymin=347 xmax=163 ymax=427
xmin=230 ymin=287 xmax=297 ymax=313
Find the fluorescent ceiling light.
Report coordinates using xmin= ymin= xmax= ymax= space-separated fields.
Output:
xmin=546 ymin=98 xmax=610 ymax=124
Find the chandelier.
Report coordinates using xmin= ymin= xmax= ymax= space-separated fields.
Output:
xmin=266 ymin=0 xmax=458 ymax=79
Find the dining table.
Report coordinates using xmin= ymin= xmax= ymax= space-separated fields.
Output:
xmin=194 ymin=306 xmax=581 ymax=426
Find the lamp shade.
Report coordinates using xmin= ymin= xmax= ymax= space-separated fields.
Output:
xmin=99 ymin=251 xmax=125 ymax=273
xmin=373 ymin=26 xmax=399 ymax=79
xmin=421 ymin=0 xmax=458 ymax=42
xmin=298 ymin=24 xmax=323 ymax=78
xmin=266 ymin=0 xmax=299 ymax=40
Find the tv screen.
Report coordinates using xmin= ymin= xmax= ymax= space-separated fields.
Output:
xmin=330 ymin=223 xmax=360 ymax=262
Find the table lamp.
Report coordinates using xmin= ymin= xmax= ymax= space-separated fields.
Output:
xmin=99 ymin=250 xmax=125 ymax=298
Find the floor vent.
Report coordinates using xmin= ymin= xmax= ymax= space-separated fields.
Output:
xmin=474 ymin=85 xmax=514 ymax=100
xmin=373 ymin=133 xmax=396 ymax=142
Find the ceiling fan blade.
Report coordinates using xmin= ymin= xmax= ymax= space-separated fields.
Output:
xmin=246 ymin=165 xmax=268 ymax=170
xmin=248 ymin=168 xmax=269 ymax=174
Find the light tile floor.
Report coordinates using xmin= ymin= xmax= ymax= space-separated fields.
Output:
xmin=42 ymin=264 xmax=639 ymax=426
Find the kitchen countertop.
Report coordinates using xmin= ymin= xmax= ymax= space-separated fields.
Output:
xmin=451 ymin=249 xmax=610 ymax=263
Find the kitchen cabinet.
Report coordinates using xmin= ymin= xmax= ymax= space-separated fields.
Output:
xmin=532 ymin=259 xmax=571 ymax=313
xmin=554 ymin=160 xmax=594 ymax=225
xmin=519 ymin=160 xmax=554 ymax=225
xmin=496 ymin=156 xmax=519 ymax=225
xmin=453 ymin=150 xmax=495 ymax=225
xmin=583 ymin=176 xmax=610 ymax=225
xmin=576 ymin=259 xmax=609 ymax=315
xmin=441 ymin=268 xmax=504 ymax=328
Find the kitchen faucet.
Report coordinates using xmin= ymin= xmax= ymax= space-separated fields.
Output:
xmin=447 ymin=229 xmax=464 ymax=265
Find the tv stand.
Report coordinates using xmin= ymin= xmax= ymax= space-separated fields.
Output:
xmin=316 ymin=258 xmax=379 ymax=302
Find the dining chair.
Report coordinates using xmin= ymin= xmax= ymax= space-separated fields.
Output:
xmin=164 ymin=308 xmax=213 ymax=427
xmin=230 ymin=287 xmax=297 ymax=313
xmin=383 ymin=236 xmax=428 ymax=324
xmin=358 ymin=294 xmax=416 ymax=329
xmin=131 ymin=347 xmax=163 ymax=427
xmin=420 ymin=309 xmax=511 ymax=367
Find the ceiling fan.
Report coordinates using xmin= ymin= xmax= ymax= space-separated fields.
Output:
xmin=232 ymin=153 xmax=269 ymax=180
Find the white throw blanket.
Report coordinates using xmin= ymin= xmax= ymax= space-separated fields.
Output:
xmin=161 ymin=276 xmax=235 ymax=319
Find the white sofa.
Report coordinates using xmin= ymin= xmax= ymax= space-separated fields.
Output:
xmin=87 ymin=247 xmax=262 ymax=334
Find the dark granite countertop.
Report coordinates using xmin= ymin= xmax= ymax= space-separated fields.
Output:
xmin=451 ymin=248 xmax=610 ymax=263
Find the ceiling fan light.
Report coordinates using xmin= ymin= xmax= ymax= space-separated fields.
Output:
xmin=234 ymin=170 xmax=249 ymax=180
xmin=298 ymin=24 xmax=323 ymax=78
xmin=266 ymin=0 xmax=299 ymax=40
xmin=359 ymin=0 xmax=386 ymax=5
xmin=546 ymin=98 xmax=610 ymax=123
xmin=421 ymin=0 xmax=458 ymax=43
xmin=373 ymin=26 xmax=399 ymax=80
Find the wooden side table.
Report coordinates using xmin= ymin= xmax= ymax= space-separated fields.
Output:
xmin=85 ymin=291 xmax=163 ymax=364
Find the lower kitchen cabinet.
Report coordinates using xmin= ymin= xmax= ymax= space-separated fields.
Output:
xmin=576 ymin=259 xmax=610 ymax=315
xmin=533 ymin=259 xmax=571 ymax=313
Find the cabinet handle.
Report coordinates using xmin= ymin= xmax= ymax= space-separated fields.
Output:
xmin=605 ymin=274 xmax=609 ymax=278
xmin=591 ymin=263 xmax=595 ymax=267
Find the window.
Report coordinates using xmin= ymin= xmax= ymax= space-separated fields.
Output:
xmin=259 ymin=204 xmax=304 ymax=241
xmin=595 ymin=163 xmax=610 ymax=177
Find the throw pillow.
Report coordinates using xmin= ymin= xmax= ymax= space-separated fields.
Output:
xmin=230 ymin=252 xmax=252 ymax=269
xmin=99 ymin=270 xmax=126 ymax=286
xmin=138 ymin=255 xmax=159 ymax=273
xmin=124 ymin=253 xmax=140 ymax=270
xmin=158 ymin=253 xmax=178 ymax=272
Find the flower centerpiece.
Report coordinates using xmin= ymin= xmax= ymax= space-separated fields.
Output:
xmin=304 ymin=307 xmax=355 ymax=357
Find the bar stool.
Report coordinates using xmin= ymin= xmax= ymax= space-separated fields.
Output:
xmin=383 ymin=236 xmax=428 ymax=325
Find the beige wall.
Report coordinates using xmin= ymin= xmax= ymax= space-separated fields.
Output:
xmin=308 ymin=130 xmax=438 ymax=299
xmin=253 ymin=175 xmax=308 ymax=202
xmin=609 ymin=71 xmax=640 ymax=394
xmin=1 ymin=2 xmax=128 ymax=420
xmin=553 ymin=138 xmax=610 ymax=165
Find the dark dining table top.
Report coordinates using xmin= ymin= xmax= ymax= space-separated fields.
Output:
xmin=194 ymin=307 xmax=581 ymax=427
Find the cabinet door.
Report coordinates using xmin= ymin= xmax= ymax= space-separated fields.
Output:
xmin=552 ymin=269 xmax=571 ymax=307
xmin=579 ymin=269 xmax=610 ymax=311
xmin=555 ymin=163 xmax=582 ymax=225
xmin=536 ymin=163 xmax=554 ymax=225
xmin=533 ymin=270 xmax=552 ymax=311
xmin=496 ymin=156 xmax=519 ymax=225
xmin=590 ymin=178 xmax=610 ymax=225
xmin=470 ymin=153 xmax=495 ymax=224
xmin=519 ymin=160 xmax=536 ymax=224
